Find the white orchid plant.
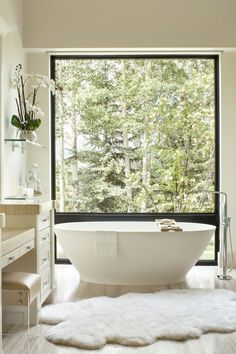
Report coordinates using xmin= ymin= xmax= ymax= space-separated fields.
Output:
xmin=11 ymin=64 xmax=56 ymax=131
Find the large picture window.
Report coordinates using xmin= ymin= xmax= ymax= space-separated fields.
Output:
xmin=51 ymin=55 xmax=219 ymax=263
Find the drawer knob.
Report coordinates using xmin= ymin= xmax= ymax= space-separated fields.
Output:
xmin=26 ymin=245 xmax=32 ymax=250
xmin=43 ymin=281 xmax=48 ymax=287
xmin=42 ymin=236 xmax=49 ymax=241
xmin=42 ymin=217 xmax=48 ymax=222
xmin=42 ymin=257 xmax=47 ymax=262
xmin=8 ymin=256 xmax=15 ymax=261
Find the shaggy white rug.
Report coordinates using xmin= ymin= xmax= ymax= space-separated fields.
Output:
xmin=41 ymin=289 xmax=236 ymax=349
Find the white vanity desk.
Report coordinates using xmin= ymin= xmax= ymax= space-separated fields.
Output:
xmin=0 ymin=199 xmax=55 ymax=328
xmin=1 ymin=228 xmax=35 ymax=269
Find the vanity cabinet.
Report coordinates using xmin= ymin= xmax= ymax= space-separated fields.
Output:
xmin=38 ymin=211 xmax=52 ymax=302
xmin=0 ymin=213 xmax=6 ymax=354
xmin=0 ymin=200 xmax=55 ymax=323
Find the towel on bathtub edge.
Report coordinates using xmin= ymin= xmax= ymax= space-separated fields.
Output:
xmin=95 ymin=231 xmax=118 ymax=258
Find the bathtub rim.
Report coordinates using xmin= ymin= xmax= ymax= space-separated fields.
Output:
xmin=54 ymin=221 xmax=216 ymax=233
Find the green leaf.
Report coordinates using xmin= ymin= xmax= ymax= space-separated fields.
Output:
xmin=11 ymin=115 xmax=23 ymax=129
xmin=27 ymin=119 xmax=41 ymax=130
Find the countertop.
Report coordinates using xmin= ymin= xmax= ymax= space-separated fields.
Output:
xmin=0 ymin=198 xmax=55 ymax=215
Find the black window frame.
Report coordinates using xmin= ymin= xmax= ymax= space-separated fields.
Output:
xmin=50 ymin=54 xmax=220 ymax=266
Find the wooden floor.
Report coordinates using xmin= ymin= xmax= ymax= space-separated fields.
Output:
xmin=3 ymin=265 xmax=236 ymax=354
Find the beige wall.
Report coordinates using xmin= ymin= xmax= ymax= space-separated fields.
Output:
xmin=23 ymin=0 xmax=236 ymax=49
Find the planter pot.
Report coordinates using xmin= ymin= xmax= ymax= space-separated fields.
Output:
xmin=19 ymin=130 xmax=38 ymax=142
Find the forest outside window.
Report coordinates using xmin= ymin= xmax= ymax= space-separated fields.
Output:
xmin=52 ymin=56 xmax=217 ymax=214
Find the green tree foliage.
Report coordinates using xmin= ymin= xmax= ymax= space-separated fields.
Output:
xmin=55 ymin=58 xmax=215 ymax=213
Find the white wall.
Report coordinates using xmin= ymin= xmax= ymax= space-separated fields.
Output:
xmin=26 ymin=53 xmax=51 ymax=197
xmin=221 ymin=53 xmax=236 ymax=263
xmin=0 ymin=0 xmax=26 ymax=198
xmin=23 ymin=0 xmax=236 ymax=49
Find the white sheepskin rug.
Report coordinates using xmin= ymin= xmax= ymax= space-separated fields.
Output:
xmin=41 ymin=289 xmax=236 ymax=349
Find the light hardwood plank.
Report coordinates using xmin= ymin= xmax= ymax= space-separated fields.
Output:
xmin=3 ymin=265 xmax=236 ymax=354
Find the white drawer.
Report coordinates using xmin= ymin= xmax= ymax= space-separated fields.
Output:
xmin=19 ymin=239 xmax=35 ymax=257
xmin=39 ymin=212 xmax=50 ymax=231
xmin=39 ymin=228 xmax=50 ymax=248
xmin=41 ymin=268 xmax=51 ymax=297
xmin=2 ymin=248 xmax=20 ymax=268
xmin=39 ymin=244 xmax=50 ymax=270
xmin=2 ymin=289 xmax=28 ymax=306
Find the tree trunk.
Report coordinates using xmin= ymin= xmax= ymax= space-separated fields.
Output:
xmin=141 ymin=61 xmax=151 ymax=212
xmin=71 ymin=91 xmax=79 ymax=211
xmin=141 ymin=131 xmax=151 ymax=211
xmin=58 ymin=62 xmax=66 ymax=211
xmin=121 ymin=60 xmax=132 ymax=211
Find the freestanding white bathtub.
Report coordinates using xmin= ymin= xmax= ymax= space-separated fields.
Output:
xmin=55 ymin=221 xmax=215 ymax=285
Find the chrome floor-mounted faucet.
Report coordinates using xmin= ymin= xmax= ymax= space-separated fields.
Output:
xmin=203 ymin=190 xmax=232 ymax=280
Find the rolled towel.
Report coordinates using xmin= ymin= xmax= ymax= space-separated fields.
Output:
xmin=160 ymin=225 xmax=183 ymax=232
xmin=95 ymin=231 xmax=118 ymax=258
xmin=155 ymin=219 xmax=183 ymax=232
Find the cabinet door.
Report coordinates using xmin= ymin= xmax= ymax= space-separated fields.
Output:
xmin=39 ymin=243 xmax=51 ymax=271
xmin=39 ymin=212 xmax=50 ymax=231
xmin=41 ymin=267 xmax=51 ymax=302
xmin=39 ymin=228 xmax=50 ymax=248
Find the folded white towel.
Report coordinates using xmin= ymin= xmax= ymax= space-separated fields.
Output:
xmin=95 ymin=231 xmax=118 ymax=258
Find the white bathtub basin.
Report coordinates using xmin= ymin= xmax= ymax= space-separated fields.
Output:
xmin=55 ymin=221 xmax=215 ymax=285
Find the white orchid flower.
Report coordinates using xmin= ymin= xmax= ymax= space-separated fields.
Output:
xmin=11 ymin=64 xmax=57 ymax=130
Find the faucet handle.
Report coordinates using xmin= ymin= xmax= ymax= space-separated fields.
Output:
xmin=223 ymin=216 xmax=231 ymax=228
